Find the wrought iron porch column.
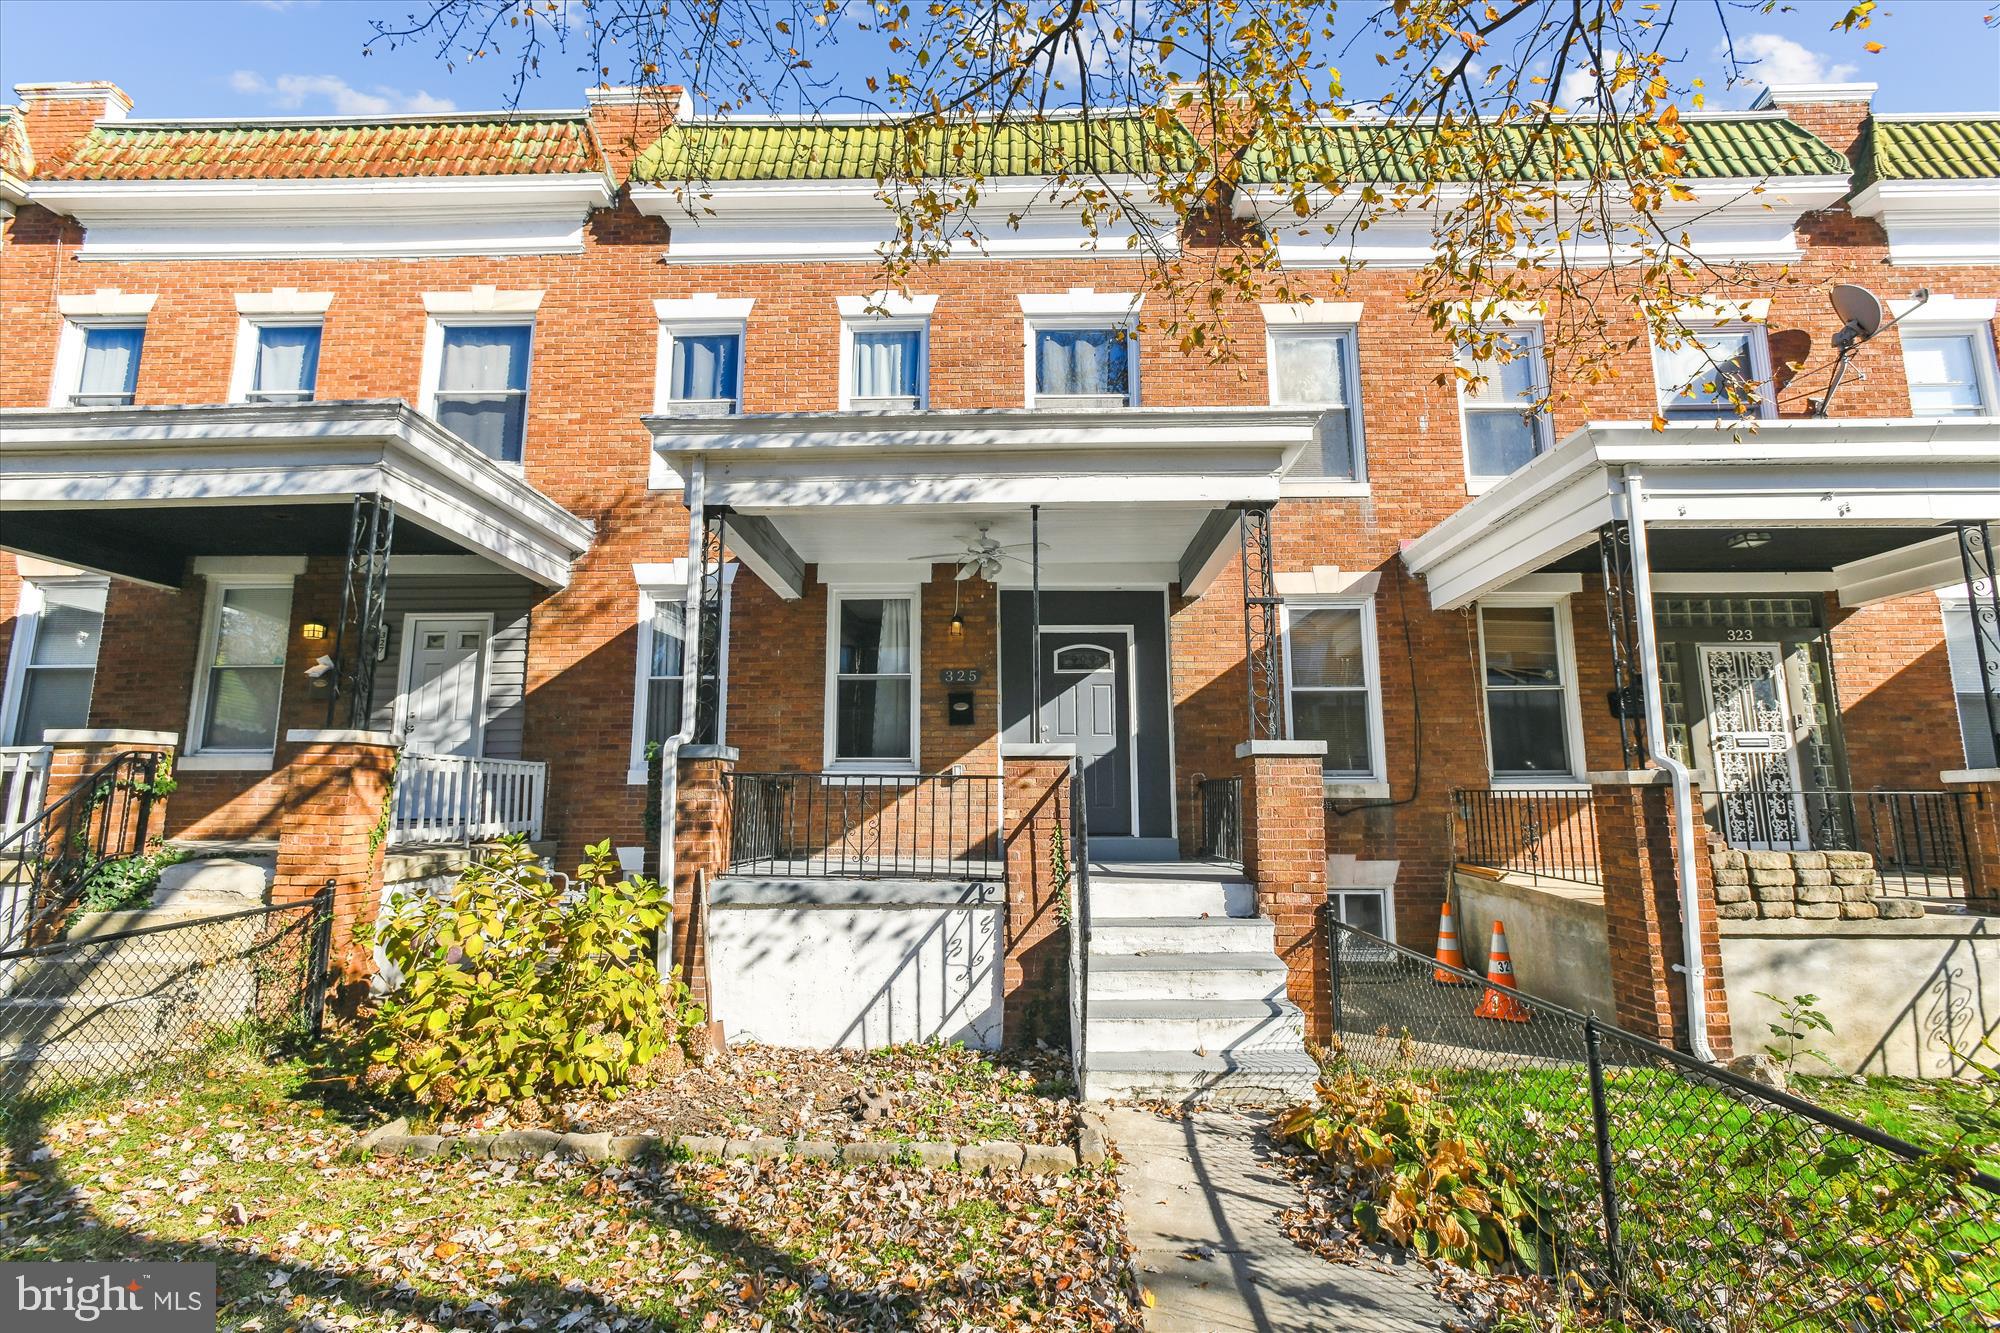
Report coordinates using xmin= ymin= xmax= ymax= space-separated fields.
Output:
xmin=1597 ymin=521 xmax=1647 ymax=768
xmin=1030 ymin=503 xmax=1042 ymax=744
xmin=325 ymin=494 xmax=395 ymax=730
xmin=1239 ymin=504 xmax=1282 ymax=741
xmin=1955 ymin=520 xmax=2000 ymax=765
xmin=692 ymin=508 xmax=728 ymax=746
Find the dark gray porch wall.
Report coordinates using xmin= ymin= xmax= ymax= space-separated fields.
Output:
xmin=998 ymin=588 xmax=1174 ymax=839
xmin=364 ymin=569 xmax=538 ymax=759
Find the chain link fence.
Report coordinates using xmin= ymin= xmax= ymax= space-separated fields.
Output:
xmin=0 ymin=884 xmax=333 ymax=1108
xmin=1324 ymin=912 xmax=1999 ymax=1331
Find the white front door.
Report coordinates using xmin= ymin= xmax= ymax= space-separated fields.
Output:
xmin=398 ymin=616 xmax=487 ymax=756
xmin=1699 ymin=642 xmax=1807 ymax=850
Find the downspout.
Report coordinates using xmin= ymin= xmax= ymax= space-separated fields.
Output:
xmin=1622 ymin=470 xmax=1717 ymax=1062
xmin=660 ymin=456 xmax=709 ymax=974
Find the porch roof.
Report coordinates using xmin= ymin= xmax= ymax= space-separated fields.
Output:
xmin=1401 ymin=417 xmax=2000 ymax=610
xmin=0 ymin=400 xmax=594 ymax=589
xmin=647 ymin=405 xmax=1321 ymax=598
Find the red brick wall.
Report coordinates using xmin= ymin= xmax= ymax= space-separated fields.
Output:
xmin=1239 ymin=749 xmax=1330 ymax=1040
xmin=270 ymin=736 xmax=396 ymax=1011
xmin=1001 ymin=754 xmax=1072 ymax=1047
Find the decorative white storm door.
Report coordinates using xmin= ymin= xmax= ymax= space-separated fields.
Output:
xmin=1698 ymin=642 xmax=1807 ymax=850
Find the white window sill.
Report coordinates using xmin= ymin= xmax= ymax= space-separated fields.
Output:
xmin=1488 ymin=775 xmax=1589 ymax=791
xmin=1464 ymin=476 xmax=1507 ymax=496
xmin=178 ymin=751 xmax=276 ymax=772
xmin=821 ymin=764 xmax=922 ymax=782
xmin=1282 ymin=480 xmax=1372 ymax=499
xmin=1323 ymin=778 xmax=1391 ymax=800
xmin=627 ymin=764 xmax=651 ymax=786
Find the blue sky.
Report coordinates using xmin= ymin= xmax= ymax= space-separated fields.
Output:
xmin=1 ymin=0 xmax=1995 ymax=119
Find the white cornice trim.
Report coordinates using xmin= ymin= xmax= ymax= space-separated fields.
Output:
xmin=1850 ymin=179 xmax=2000 ymax=266
xmin=1893 ymin=294 xmax=1998 ymax=324
xmin=14 ymin=81 xmax=131 ymax=117
xmin=1750 ymin=82 xmax=1877 ymax=107
xmin=837 ymin=291 xmax=940 ymax=318
xmin=57 ymin=288 xmax=155 ymax=318
xmin=655 ymin=294 xmax=755 ymax=322
xmin=633 ymin=559 xmax=692 ymax=590
xmin=30 ymin=174 xmax=615 ymax=261
xmin=235 ymin=288 xmax=334 ymax=317
xmin=1017 ymin=288 xmax=1142 ymax=318
xmin=649 ymin=404 xmax=1318 ymax=458
xmin=1655 ymin=297 xmax=1772 ymax=323
xmin=423 ymin=286 xmax=545 ymax=316
xmin=1260 ymin=301 xmax=1364 ymax=326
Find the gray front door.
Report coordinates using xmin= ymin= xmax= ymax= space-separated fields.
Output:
xmin=1040 ymin=631 xmax=1133 ymax=836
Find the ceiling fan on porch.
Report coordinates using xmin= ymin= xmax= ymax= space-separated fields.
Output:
xmin=908 ymin=525 xmax=1046 ymax=582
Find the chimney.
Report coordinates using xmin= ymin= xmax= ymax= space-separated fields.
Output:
xmin=584 ymin=85 xmax=683 ymax=185
xmin=13 ymin=80 xmax=130 ymax=168
xmin=1751 ymin=81 xmax=1877 ymax=169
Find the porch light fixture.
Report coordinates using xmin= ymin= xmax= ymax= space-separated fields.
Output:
xmin=300 ymin=620 xmax=328 ymax=641
xmin=1725 ymin=531 xmax=1773 ymax=551
xmin=949 ymin=583 xmax=965 ymax=637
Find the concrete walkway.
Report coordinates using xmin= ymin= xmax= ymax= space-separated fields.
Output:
xmin=1104 ymin=1106 xmax=1459 ymax=1333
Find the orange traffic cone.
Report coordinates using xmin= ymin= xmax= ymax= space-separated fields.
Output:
xmin=1432 ymin=901 xmax=1470 ymax=985
xmin=1473 ymin=921 xmax=1533 ymax=1024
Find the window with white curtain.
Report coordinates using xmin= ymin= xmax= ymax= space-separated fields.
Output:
xmin=245 ymin=324 xmax=321 ymax=403
xmin=1904 ymin=330 xmax=1996 ymax=416
xmin=829 ymin=593 xmax=917 ymax=766
xmin=1283 ymin=602 xmax=1382 ymax=778
xmin=6 ymin=579 xmax=107 ymax=745
xmin=1943 ymin=599 xmax=1998 ymax=769
xmin=70 ymin=325 xmax=145 ymax=407
xmin=849 ymin=326 xmax=925 ymax=409
xmin=667 ymin=331 xmax=742 ymax=413
xmin=1033 ymin=326 xmax=1132 ymax=406
xmin=433 ymin=323 xmax=532 ymax=462
xmin=193 ymin=582 xmax=293 ymax=754
xmin=643 ymin=598 xmax=687 ymax=746
xmin=1457 ymin=326 xmax=1549 ymax=483
xmin=1652 ymin=324 xmax=1772 ymax=419
xmin=1478 ymin=602 xmax=1580 ymax=779
xmin=1270 ymin=328 xmax=1363 ymax=480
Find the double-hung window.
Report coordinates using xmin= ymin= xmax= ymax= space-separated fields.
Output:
xmin=627 ymin=568 xmax=730 ymax=782
xmin=191 ymin=581 xmax=294 ymax=759
xmin=244 ymin=323 xmax=322 ymax=403
xmin=1652 ymin=323 xmax=1773 ymax=420
xmin=1269 ymin=327 xmax=1364 ymax=482
xmin=666 ymin=330 xmax=743 ymax=414
xmin=1283 ymin=601 xmax=1385 ymax=781
xmin=1478 ymin=602 xmax=1583 ymax=780
xmin=1904 ymin=329 xmax=1998 ymax=416
xmin=848 ymin=326 xmax=926 ymax=409
xmin=69 ymin=324 xmax=146 ymax=407
xmin=1457 ymin=326 xmax=1550 ymax=485
xmin=433 ymin=323 xmax=533 ymax=463
xmin=1033 ymin=327 xmax=1133 ymax=407
xmin=4 ymin=578 xmax=108 ymax=745
xmin=1942 ymin=598 xmax=1998 ymax=769
xmin=827 ymin=592 xmax=918 ymax=769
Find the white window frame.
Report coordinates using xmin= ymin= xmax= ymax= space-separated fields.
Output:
xmin=655 ymin=295 xmax=754 ymax=417
xmin=1940 ymin=591 xmax=1997 ymax=769
xmin=181 ymin=557 xmax=303 ymax=771
xmin=1899 ymin=316 xmax=2000 ymax=418
xmin=1649 ymin=320 xmax=1776 ymax=422
xmin=49 ymin=290 xmax=156 ymax=410
xmin=823 ymin=585 xmax=922 ymax=774
xmin=1475 ymin=594 xmax=1589 ymax=786
xmin=1020 ymin=290 xmax=1142 ymax=409
xmin=838 ymin=293 xmax=936 ymax=411
xmin=1454 ymin=320 xmax=1552 ymax=494
xmin=230 ymin=319 xmax=325 ymax=404
xmin=229 ymin=289 xmax=334 ymax=404
xmin=1262 ymin=305 xmax=1369 ymax=495
xmin=420 ymin=315 xmax=537 ymax=465
xmin=1328 ymin=885 xmax=1397 ymax=951
xmin=53 ymin=319 xmax=148 ymax=409
xmin=1281 ymin=597 xmax=1389 ymax=789
xmin=626 ymin=561 xmax=734 ymax=783
xmin=0 ymin=574 xmax=109 ymax=746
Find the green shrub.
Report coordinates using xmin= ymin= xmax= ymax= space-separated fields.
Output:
xmin=1275 ymin=1069 xmax=1550 ymax=1273
xmin=78 ymin=842 xmax=188 ymax=913
xmin=366 ymin=836 xmax=699 ymax=1109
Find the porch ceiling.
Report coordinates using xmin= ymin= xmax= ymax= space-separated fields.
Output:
xmin=1401 ymin=417 xmax=2000 ymax=610
xmin=0 ymin=401 xmax=594 ymax=589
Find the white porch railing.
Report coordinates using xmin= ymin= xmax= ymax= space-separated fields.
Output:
xmin=390 ymin=752 xmax=546 ymax=847
xmin=0 ymin=745 xmax=53 ymax=843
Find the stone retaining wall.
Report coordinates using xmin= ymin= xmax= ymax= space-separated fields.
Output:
xmin=1710 ymin=848 xmax=1922 ymax=922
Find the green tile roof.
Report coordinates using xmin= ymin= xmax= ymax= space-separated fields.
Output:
xmin=634 ymin=114 xmax=1198 ymax=182
xmin=1237 ymin=115 xmax=1848 ymax=184
xmin=42 ymin=114 xmax=604 ymax=182
xmin=1855 ymin=117 xmax=2000 ymax=187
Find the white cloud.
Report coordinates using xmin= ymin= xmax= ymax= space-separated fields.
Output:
xmin=228 ymin=71 xmax=456 ymax=116
xmin=1727 ymin=33 xmax=1859 ymax=90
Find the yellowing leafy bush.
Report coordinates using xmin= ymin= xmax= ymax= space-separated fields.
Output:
xmin=1275 ymin=1069 xmax=1550 ymax=1274
xmin=367 ymin=837 xmax=697 ymax=1109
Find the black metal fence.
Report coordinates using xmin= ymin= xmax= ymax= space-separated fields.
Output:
xmin=1197 ymin=775 xmax=1242 ymax=864
xmin=1799 ymin=788 xmax=1973 ymax=899
xmin=1451 ymin=786 xmax=1601 ymax=885
xmin=1323 ymin=913 xmax=1999 ymax=1331
xmin=0 ymin=750 xmax=164 ymax=954
xmin=727 ymin=771 xmax=1005 ymax=881
xmin=0 ymin=885 xmax=334 ymax=1106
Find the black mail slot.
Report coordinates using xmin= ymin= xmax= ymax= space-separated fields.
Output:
xmin=947 ymin=691 xmax=975 ymax=726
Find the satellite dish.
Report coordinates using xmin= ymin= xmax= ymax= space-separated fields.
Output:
xmin=1830 ymin=284 xmax=1885 ymax=348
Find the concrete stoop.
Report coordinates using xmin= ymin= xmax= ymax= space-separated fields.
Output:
xmin=1080 ymin=862 xmax=1317 ymax=1105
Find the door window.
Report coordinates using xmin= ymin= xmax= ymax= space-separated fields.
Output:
xmin=1053 ymin=644 xmax=1115 ymax=674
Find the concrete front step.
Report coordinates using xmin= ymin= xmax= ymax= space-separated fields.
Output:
xmin=1089 ymin=916 xmax=1275 ymax=956
xmin=1088 ymin=952 xmax=1291 ymax=1002
xmin=1082 ymin=1048 xmax=1321 ymax=1105
xmin=4 ymin=956 xmax=254 ymax=1002
xmin=0 ymin=991 xmax=249 ymax=1046
xmin=1086 ymin=997 xmax=1305 ymax=1052
xmin=1087 ymin=876 xmax=1254 ymax=920
xmin=60 ymin=910 xmax=260 ymax=943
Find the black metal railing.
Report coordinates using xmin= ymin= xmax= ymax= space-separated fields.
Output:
xmin=1197 ymin=775 xmax=1242 ymax=863
xmin=1322 ymin=912 xmax=1999 ymax=1331
xmin=1451 ymin=786 xmax=1601 ymax=886
xmin=0 ymin=882 xmax=334 ymax=1106
xmin=0 ymin=750 xmax=165 ymax=955
xmin=727 ymin=771 xmax=1005 ymax=881
xmin=1065 ymin=757 xmax=1092 ymax=1089
xmin=1801 ymin=789 xmax=1972 ymax=899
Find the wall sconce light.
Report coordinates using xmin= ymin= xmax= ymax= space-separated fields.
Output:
xmin=949 ymin=612 xmax=965 ymax=637
xmin=300 ymin=620 xmax=328 ymax=641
